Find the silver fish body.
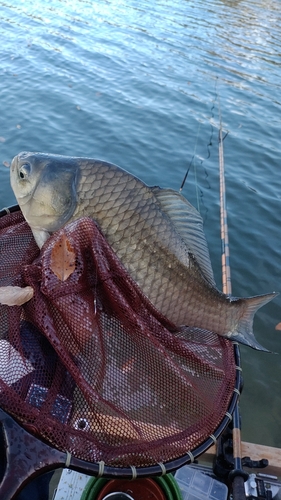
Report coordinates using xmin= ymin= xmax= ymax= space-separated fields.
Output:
xmin=10 ymin=151 xmax=277 ymax=351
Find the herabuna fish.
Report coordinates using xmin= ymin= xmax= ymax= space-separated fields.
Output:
xmin=10 ymin=151 xmax=277 ymax=351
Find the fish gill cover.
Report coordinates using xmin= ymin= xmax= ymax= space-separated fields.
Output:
xmin=0 ymin=209 xmax=236 ymax=467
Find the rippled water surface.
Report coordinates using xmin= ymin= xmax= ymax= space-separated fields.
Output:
xmin=1 ymin=0 xmax=281 ymax=448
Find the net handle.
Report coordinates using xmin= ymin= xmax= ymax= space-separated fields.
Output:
xmin=0 ymin=407 xmax=66 ymax=500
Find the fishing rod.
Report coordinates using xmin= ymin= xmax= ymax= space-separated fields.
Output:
xmin=218 ymin=108 xmax=248 ymax=500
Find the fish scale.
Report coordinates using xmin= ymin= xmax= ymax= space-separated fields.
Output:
xmin=10 ymin=152 xmax=278 ymax=351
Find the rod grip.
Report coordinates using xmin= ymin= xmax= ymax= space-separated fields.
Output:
xmin=231 ymin=473 xmax=247 ymax=500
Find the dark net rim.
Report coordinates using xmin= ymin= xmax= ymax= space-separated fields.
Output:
xmin=0 ymin=205 xmax=241 ymax=479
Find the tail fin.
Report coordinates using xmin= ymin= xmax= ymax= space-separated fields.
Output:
xmin=232 ymin=292 xmax=278 ymax=352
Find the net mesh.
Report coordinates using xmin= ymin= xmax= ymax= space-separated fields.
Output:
xmin=0 ymin=209 xmax=236 ymax=468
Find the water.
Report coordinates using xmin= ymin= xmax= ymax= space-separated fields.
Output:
xmin=1 ymin=0 xmax=281 ymax=449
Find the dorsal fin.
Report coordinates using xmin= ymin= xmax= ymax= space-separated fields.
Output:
xmin=151 ymin=187 xmax=216 ymax=287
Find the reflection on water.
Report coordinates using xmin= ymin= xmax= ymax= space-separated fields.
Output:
xmin=0 ymin=0 xmax=281 ymax=448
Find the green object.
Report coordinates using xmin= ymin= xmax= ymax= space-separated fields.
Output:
xmin=81 ymin=474 xmax=182 ymax=500
xmin=81 ymin=477 xmax=108 ymax=500
xmin=154 ymin=474 xmax=183 ymax=500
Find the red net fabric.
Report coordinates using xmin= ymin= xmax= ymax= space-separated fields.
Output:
xmin=0 ymin=210 xmax=236 ymax=467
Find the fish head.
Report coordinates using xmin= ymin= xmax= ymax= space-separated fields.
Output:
xmin=10 ymin=152 xmax=79 ymax=237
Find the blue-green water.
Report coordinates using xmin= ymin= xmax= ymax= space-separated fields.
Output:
xmin=1 ymin=0 xmax=281 ymax=448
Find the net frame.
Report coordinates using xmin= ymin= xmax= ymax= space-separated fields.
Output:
xmin=0 ymin=205 xmax=241 ymax=497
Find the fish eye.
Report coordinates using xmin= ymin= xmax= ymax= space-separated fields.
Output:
xmin=19 ymin=163 xmax=31 ymax=180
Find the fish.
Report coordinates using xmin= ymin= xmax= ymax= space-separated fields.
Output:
xmin=10 ymin=151 xmax=277 ymax=351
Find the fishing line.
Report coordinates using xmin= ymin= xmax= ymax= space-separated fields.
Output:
xmin=179 ymin=121 xmax=201 ymax=193
xmin=180 ymin=121 xmax=207 ymax=215
xmin=180 ymin=80 xmax=219 ymax=220
xmin=194 ymin=155 xmax=200 ymax=213
xmin=206 ymin=85 xmax=216 ymax=164
xmin=195 ymin=78 xmax=219 ymax=203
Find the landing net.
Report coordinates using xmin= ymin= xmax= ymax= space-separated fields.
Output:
xmin=0 ymin=208 xmax=236 ymax=469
